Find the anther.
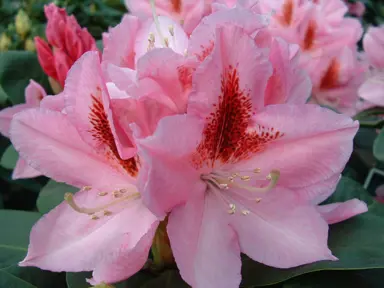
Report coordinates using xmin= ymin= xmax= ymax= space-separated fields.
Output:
xmin=220 ymin=183 xmax=229 ymax=190
xmin=149 ymin=0 xmax=167 ymax=47
xmin=164 ymin=37 xmax=169 ymax=47
xmin=83 ymin=186 xmax=92 ymax=191
xmin=180 ymin=19 xmax=185 ymax=25
xmin=91 ymin=215 xmax=99 ymax=220
xmin=98 ymin=192 xmax=108 ymax=196
xmin=253 ymin=168 xmax=261 ymax=173
xmin=242 ymin=210 xmax=250 ymax=216
xmin=241 ymin=176 xmax=251 ymax=181
xmin=113 ymin=191 xmax=121 ymax=198
xmin=168 ymin=25 xmax=174 ymax=36
xmin=119 ymin=188 xmax=127 ymax=193
xmin=228 ymin=203 xmax=236 ymax=215
xmin=255 ymin=198 xmax=262 ymax=203
xmin=103 ymin=210 xmax=112 ymax=216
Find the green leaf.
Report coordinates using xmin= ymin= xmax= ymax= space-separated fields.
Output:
xmin=37 ymin=180 xmax=77 ymax=214
xmin=0 ymin=265 xmax=66 ymax=288
xmin=323 ymin=176 xmax=374 ymax=206
xmin=0 ymin=51 xmax=50 ymax=105
xmin=0 ymin=145 xmax=18 ymax=170
xmin=0 ymin=210 xmax=40 ymax=268
xmin=241 ymin=203 xmax=384 ymax=287
xmin=374 ymin=129 xmax=384 ymax=162
xmin=282 ymin=270 xmax=384 ymax=288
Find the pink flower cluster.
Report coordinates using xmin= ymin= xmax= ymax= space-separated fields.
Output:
xmin=0 ymin=1 xmax=373 ymax=287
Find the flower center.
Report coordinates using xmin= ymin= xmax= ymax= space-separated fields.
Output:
xmin=64 ymin=186 xmax=140 ymax=220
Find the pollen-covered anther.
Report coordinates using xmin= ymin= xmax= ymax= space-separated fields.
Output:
xmin=255 ymin=198 xmax=262 ymax=203
xmin=180 ymin=19 xmax=184 ymax=25
xmin=64 ymin=191 xmax=140 ymax=217
xmin=91 ymin=215 xmax=99 ymax=220
xmin=168 ymin=25 xmax=174 ymax=36
xmin=98 ymin=192 xmax=108 ymax=196
xmin=242 ymin=210 xmax=250 ymax=216
xmin=164 ymin=37 xmax=169 ymax=47
xmin=103 ymin=210 xmax=112 ymax=216
xmin=253 ymin=168 xmax=261 ymax=173
xmin=228 ymin=203 xmax=236 ymax=215
xmin=229 ymin=170 xmax=280 ymax=193
xmin=241 ymin=175 xmax=251 ymax=181
xmin=147 ymin=33 xmax=155 ymax=51
xmin=83 ymin=186 xmax=92 ymax=191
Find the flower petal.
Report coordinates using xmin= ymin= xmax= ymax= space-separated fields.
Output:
xmin=188 ymin=24 xmax=272 ymax=119
xmin=25 ymin=80 xmax=47 ymax=106
xmin=363 ymin=25 xmax=384 ymax=69
xmin=168 ymin=191 xmax=241 ymax=288
xmin=228 ymin=187 xmax=336 ymax=268
xmin=137 ymin=114 xmax=205 ymax=217
xmin=317 ymin=199 xmax=368 ymax=225
xmin=0 ymin=104 xmax=32 ymax=137
xmin=20 ymin=186 xmax=158 ymax=285
xmin=11 ymin=108 xmax=129 ymax=188
xmin=12 ymin=158 xmax=41 ymax=180
xmin=358 ymin=72 xmax=384 ymax=107
xmin=236 ymin=104 xmax=358 ymax=190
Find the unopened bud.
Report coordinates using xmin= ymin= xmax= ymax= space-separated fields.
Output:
xmin=0 ymin=33 xmax=11 ymax=51
xmin=15 ymin=9 xmax=31 ymax=39
xmin=24 ymin=38 xmax=35 ymax=52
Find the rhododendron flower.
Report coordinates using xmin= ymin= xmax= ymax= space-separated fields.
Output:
xmin=10 ymin=52 xmax=158 ymax=285
xmin=137 ymin=25 xmax=367 ymax=287
xmin=0 ymin=80 xmax=46 ymax=179
xmin=344 ymin=0 xmax=365 ymax=17
xmin=359 ymin=25 xmax=384 ymax=107
xmin=35 ymin=3 xmax=98 ymax=90
xmin=309 ymin=47 xmax=365 ymax=115
xmin=124 ymin=0 xmax=207 ymax=34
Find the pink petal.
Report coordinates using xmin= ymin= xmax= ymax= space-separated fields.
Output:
xmin=64 ymin=51 xmax=136 ymax=162
xmin=10 ymin=108 xmax=129 ymax=188
xmin=20 ymin=186 xmax=158 ymax=285
xmin=53 ymin=48 xmax=73 ymax=88
xmin=103 ymin=64 xmax=137 ymax=92
xmin=25 ymin=80 xmax=47 ymax=106
xmin=188 ymin=24 xmax=272 ymax=119
xmin=188 ymin=7 xmax=268 ymax=62
xmin=40 ymin=93 xmax=66 ymax=112
xmin=12 ymin=158 xmax=41 ymax=179
xmin=265 ymin=38 xmax=311 ymax=105
xmin=358 ymin=72 xmax=384 ymax=106
xmin=0 ymin=104 xmax=32 ymax=137
xmin=102 ymin=15 xmax=140 ymax=69
xmin=35 ymin=37 xmax=58 ymax=80
xmin=228 ymin=186 xmax=337 ymax=268
xmin=317 ymin=199 xmax=368 ymax=225
xmin=235 ymin=104 xmax=358 ymax=191
xmin=137 ymin=114 xmax=206 ymax=217
xmin=168 ymin=192 xmax=241 ymax=288
xmin=363 ymin=25 xmax=384 ymax=69
xmin=136 ymin=48 xmax=197 ymax=113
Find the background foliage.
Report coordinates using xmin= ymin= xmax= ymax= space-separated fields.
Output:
xmin=1 ymin=0 xmax=384 ymax=287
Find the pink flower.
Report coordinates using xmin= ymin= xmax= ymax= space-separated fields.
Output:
xmin=124 ymin=0 xmax=207 ymax=35
xmin=0 ymin=80 xmax=46 ymax=179
xmin=10 ymin=52 xmax=158 ymax=285
xmin=308 ymin=47 xmax=365 ymax=115
xmin=359 ymin=25 xmax=384 ymax=107
xmin=136 ymin=24 xmax=367 ymax=287
xmin=35 ymin=3 xmax=98 ymax=89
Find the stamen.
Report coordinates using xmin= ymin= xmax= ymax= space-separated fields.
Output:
xmin=253 ymin=168 xmax=261 ymax=173
xmin=103 ymin=210 xmax=112 ymax=216
xmin=229 ymin=170 xmax=280 ymax=193
xmin=91 ymin=215 xmax=99 ymax=220
xmin=64 ymin=191 xmax=140 ymax=215
xmin=98 ymin=192 xmax=108 ymax=196
xmin=241 ymin=175 xmax=251 ymax=181
xmin=149 ymin=0 xmax=167 ymax=47
xmin=83 ymin=186 xmax=92 ymax=191
xmin=255 ymin=198 xmax=262 ymax=203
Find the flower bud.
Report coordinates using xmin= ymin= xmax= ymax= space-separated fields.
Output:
xmin=15 ymin=9 xmax=31 ymax=39
xmin=24 ymin=38 xmax=35 ymax=52
xmin=0 ymin=33 xmax=11 ymax=51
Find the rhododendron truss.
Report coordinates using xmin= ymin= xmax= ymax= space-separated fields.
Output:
xmin=10 ymin=52 xmax=159 ymax=285
xmin=137 ymin=24 xmax=368 ymax=287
